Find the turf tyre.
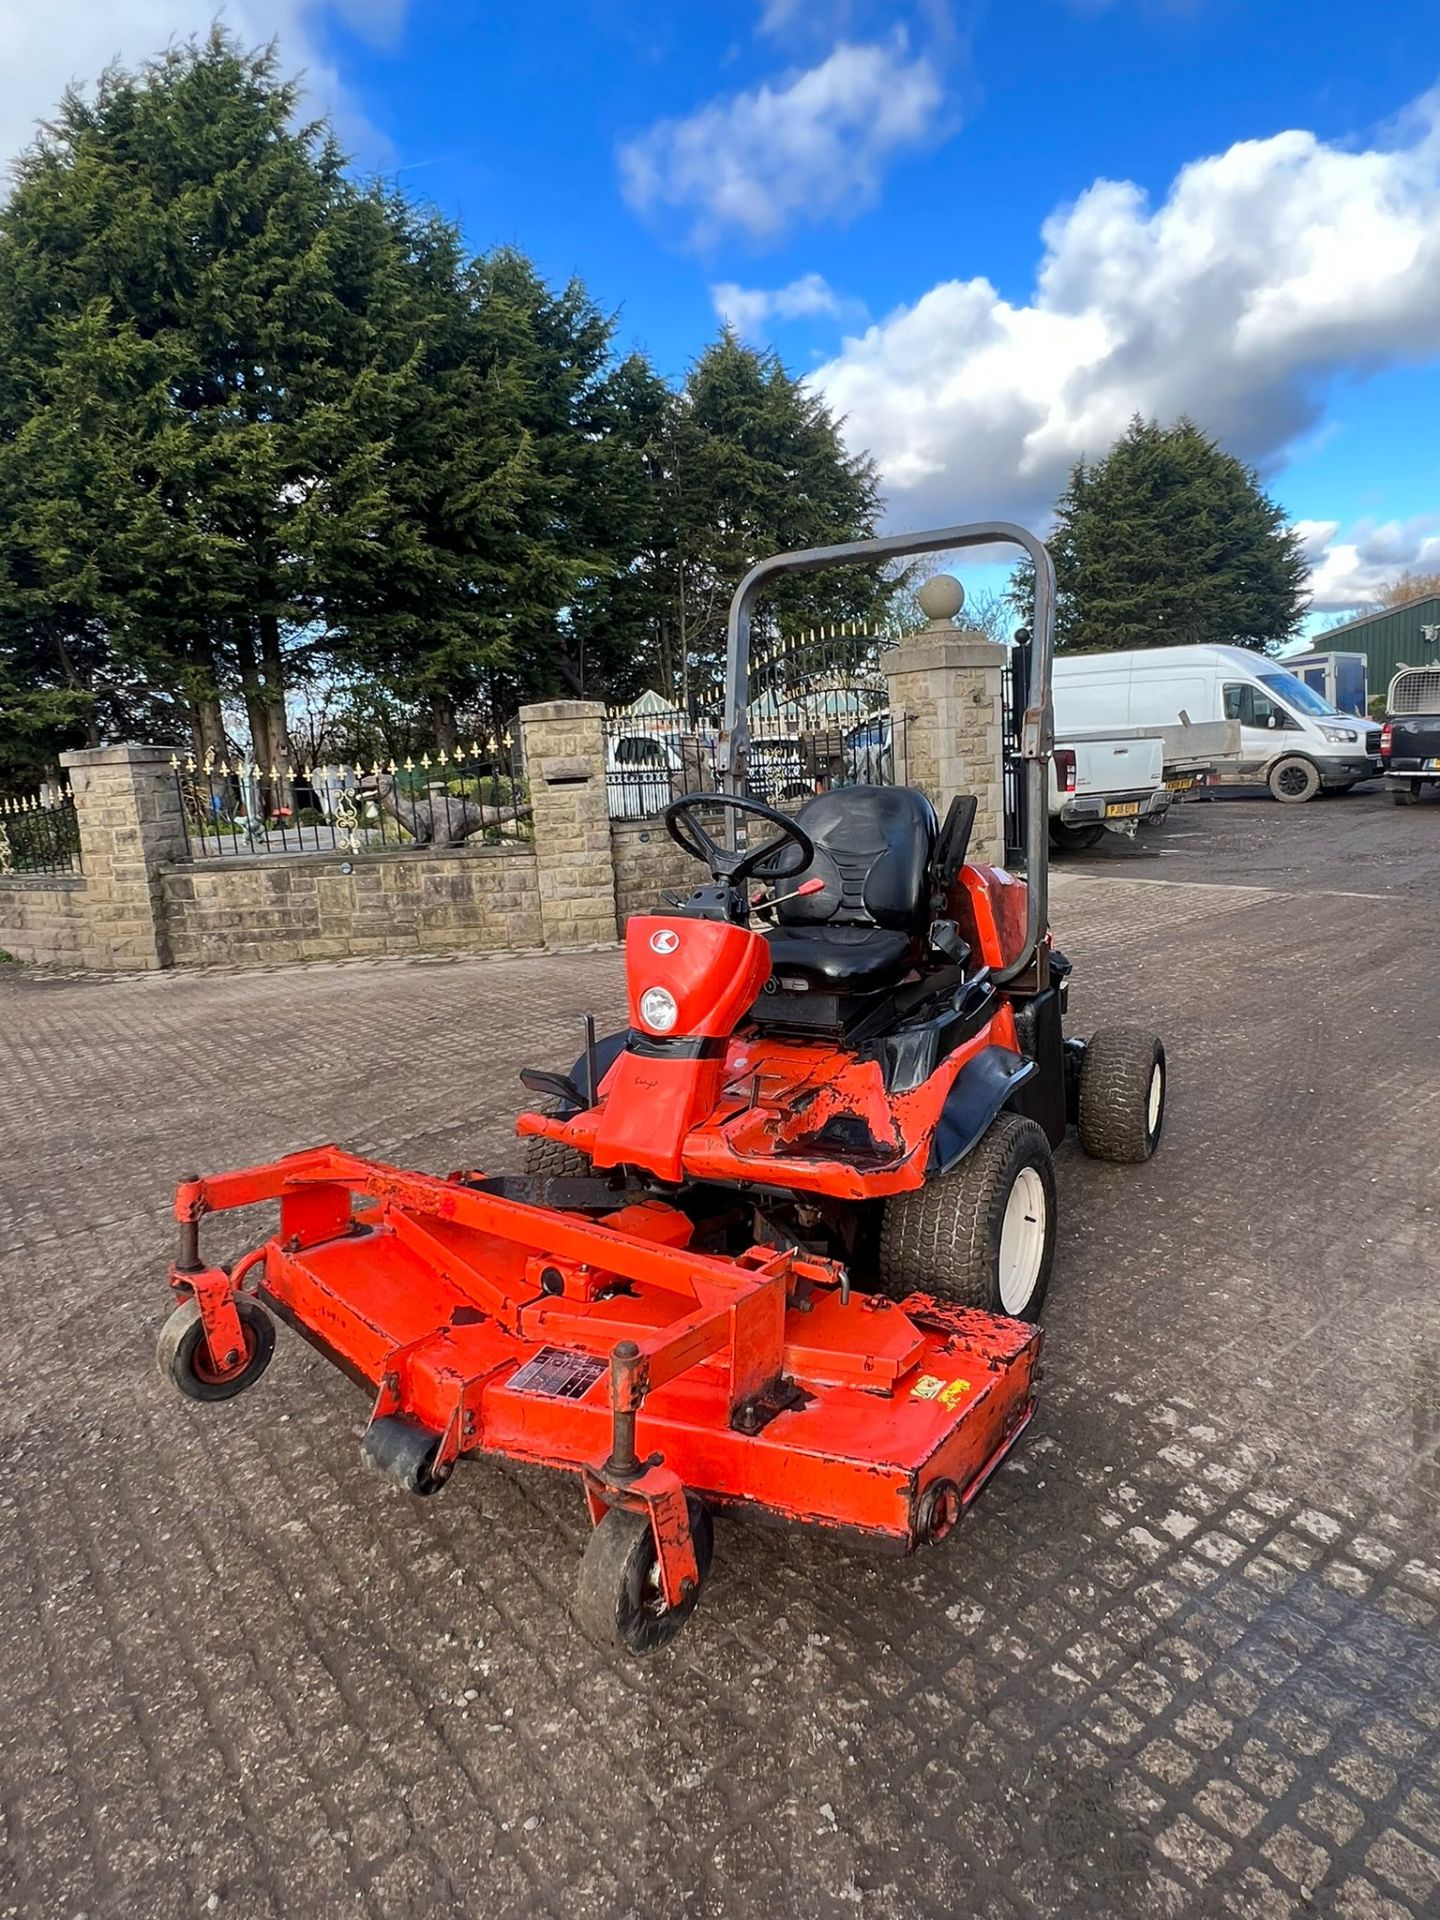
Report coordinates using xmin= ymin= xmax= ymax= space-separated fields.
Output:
xmin=877 ymin=1113 xmax=1056 ymax=1321
xmin=1077 ymin=1025 xmax=1166 ymax=1163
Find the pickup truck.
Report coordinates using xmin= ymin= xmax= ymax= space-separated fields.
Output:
xmin=1381 ymin=666 xmax=1440 ymax=805
xmin=1048 ymin=735 xmax=1172 ymax=850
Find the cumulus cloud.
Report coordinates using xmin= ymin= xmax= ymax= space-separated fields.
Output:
xmin=618 ymin=34 xmax=946 ymax=245
xmin=1297 ymin=515 xmax=1440 ymax=612
xmin=812 ymin=94 xmax=1440 ymax=531
xmin=0 ymin=2 xmax=401 ymax=164
xmin=711 ymin=271 xmax=864 ymax=338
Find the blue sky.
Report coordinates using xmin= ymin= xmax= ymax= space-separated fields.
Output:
xmin=5 ymin=1 xmax=1440 ymax=619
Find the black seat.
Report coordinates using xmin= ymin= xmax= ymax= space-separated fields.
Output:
xmin=760 ymin=786 xmax=937 ymax=996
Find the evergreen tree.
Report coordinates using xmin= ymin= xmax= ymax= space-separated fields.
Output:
xmin=0 ymin=32 xmax=427 ymax=771
xmin=1017 ymin=417 xmax=1307 ymax=653
xmin=662 ymin=331 xmax=890 ymax=700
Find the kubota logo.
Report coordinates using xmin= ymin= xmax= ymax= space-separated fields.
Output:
xmin=648 ymin=928 xmax=680 ymax=955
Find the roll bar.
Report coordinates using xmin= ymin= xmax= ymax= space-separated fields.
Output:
xmin=720 ymin=521 xmax=1056 ymax=987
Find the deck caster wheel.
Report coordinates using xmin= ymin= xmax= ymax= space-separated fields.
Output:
xmin=361 ymin=1415 xmax=451 ymax=1496
xmin=1078 ymin=1025 xmax=1166 ymax=1163
xmin=574 ymin=1496 xmax=713 ymax=1656
xmin=157 ymin=1296 xmax=275 ymax=1402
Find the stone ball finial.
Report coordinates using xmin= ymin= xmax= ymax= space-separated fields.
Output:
xmin=917 ymin=573 xmax=965 ymax=623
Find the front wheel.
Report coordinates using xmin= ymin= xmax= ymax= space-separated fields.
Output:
xmin=1078 ymin=1026 xmax=1166 ymax=1163
xmin=877 ymin=1113 xmax=1057 ymax=1321
xmin=1267 ymin=755 xmax=1321 ymax=803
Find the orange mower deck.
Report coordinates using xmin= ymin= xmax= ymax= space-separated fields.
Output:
xmin=165 ymin=1146 xmax=1040 ymax=1610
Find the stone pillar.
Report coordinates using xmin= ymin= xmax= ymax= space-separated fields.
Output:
xmin=60 ymin=744 xmax=188 ymax=969
xmin=518 ymin=700 xmax=620 ymax=949
xmin=884 ymin=576 xmax=1006 ymax=864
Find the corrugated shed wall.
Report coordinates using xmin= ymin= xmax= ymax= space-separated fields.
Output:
xmin=1317 ymin=597 xmax=1440 ymax=695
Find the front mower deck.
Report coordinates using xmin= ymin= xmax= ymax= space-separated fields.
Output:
xmin=166 ymin=1146 xmax=1039 ymax=1565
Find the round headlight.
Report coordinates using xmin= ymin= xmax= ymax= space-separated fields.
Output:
xmin=638 ymin=986 xmax=678 ymax=1034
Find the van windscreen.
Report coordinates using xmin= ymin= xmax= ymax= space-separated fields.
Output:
xmin=1258 ymin=672 xmax=1337 ymax=719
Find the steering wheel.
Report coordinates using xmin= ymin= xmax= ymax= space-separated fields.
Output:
xmin=662 ymin=792 xmax=815 ymax=889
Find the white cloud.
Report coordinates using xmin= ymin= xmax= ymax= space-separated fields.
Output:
xmin=618 ymin=34 xmax=946 ymax=245
xmin=711 ymin=271 xmax=864 ymax=338
xmin=0 ymin=2 xmax=400 ymax=165
xmin=812 ymin=94 xmax=1440 ymax=534
xmin=1297 ymin=514 xmax=1440 ymax=612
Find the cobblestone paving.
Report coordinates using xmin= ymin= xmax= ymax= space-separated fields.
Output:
xmin=1 ymin=793 xmax=1436 ymax=1919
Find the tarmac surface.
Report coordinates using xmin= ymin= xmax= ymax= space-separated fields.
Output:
xmin=1 ymin=784 xmax=1437 ymax=1919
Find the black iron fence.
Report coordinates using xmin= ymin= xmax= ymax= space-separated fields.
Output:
xmin=0 ymin=788 xmax=81 ymax=876
xmin=173 ymin=740 xmax=530 ymax=859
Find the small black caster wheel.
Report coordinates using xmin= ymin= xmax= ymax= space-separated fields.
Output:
xmin=574 ymin=1495 xmax=713 ymax=1655
xmin=157 ymin=1296 xmax=275 ymax=1402
xmin=361 ymin=1414 xmax=451 ymax=1496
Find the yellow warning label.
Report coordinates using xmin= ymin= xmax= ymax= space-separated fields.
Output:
xmin=940 ymin=1377 xmax=972 ymax=1409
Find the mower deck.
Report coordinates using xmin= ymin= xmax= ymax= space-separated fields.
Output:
xmin=167 ymin=1146 xmax=1040 ymax=1561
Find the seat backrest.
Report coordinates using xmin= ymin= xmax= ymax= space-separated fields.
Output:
xmin=776 ymin=786 xmax=937 ymax=933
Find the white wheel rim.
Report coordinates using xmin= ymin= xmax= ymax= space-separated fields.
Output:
xmin=1147 ymin=1061 xmax=1164 ymax=1136
xmin=998 ymin=1166 xmax=1047 ymax=1316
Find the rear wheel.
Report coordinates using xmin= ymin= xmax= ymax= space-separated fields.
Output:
xmin=1049 ymin=820 xmax=1106 ymax=852
xmin=1393 ymin=784 xmax=1419 ymax=806
xmin=1268 ymin=756 xmax=1321 ymax=803
xmin=877 ymin=1113 xmax=1056 ymax=1321
xmin=1078 ymin=1026 xmax=1166 ymax=1163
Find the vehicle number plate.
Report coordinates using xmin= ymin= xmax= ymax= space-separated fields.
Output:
xmin=1165 ymin=777 xmax=1193 ymax=792
xmin=1426 ymin=757 xmax=1440 ymax=771
xmin=1105 ymin=801 xmax=1141 ymax=818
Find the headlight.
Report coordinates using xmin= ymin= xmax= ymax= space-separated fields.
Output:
xmin=1320 ymin=725 xmax=1357 ymax=743
xmin=638 ymin=986 xmax=678 ymax=1034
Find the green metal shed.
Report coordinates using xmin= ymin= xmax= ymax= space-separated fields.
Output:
xmin=1315 ymin=597 xmax=1440 ymax=697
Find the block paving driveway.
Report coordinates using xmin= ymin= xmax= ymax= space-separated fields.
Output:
xmin=1 ymin=789 xmax=1437 ymax=1919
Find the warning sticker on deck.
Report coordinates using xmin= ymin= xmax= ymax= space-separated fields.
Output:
xmin=507 ymin=1346 xmax=607 ymax=1401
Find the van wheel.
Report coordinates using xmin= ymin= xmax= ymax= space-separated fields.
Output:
xmin=1049 ymin=821 xmax=1106 ymax=852
xmin=877 ymin=1114 xmax=1056 ymax=1321
xmin=1268 ymin=756 xmax=1321 ymax=803
xmin=1393 ymin=785 xmax=1418 ymax=807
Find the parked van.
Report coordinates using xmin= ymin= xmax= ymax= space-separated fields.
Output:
xmin=1052 ymin=644 xmax=1382 ymax=803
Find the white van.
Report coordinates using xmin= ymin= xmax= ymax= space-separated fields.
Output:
xmin=1053 ymin=644 xmax=1382 ymax=803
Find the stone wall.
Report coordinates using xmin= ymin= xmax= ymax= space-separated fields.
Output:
xmin=0 ymin=875 xmax=88 ymax=966
xmin=161 ymin=848 xmax=542 ymax=967
xmin=611 ymin=820 xmax=701 ymax=929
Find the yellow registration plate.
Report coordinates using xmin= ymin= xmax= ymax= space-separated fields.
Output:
xmin=1105 ymin=801 xmax=1141 ymax=819
xmin=1165 ymin=777 xmax=1194 ymax=792
xmin=1426 ymin=757 xmax=1440 ymax=771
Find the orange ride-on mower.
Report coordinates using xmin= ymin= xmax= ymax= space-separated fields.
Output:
xmin=157 ymin=521 xmax=1166 ymax=1655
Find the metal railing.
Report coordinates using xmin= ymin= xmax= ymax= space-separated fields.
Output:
xmin=605 ymin=626 xmax=903 ymax=821
xmin=173 ymin=740 xmax=531 ymax=859
xmin=0 ymin=788 xmax=81 ymax=876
